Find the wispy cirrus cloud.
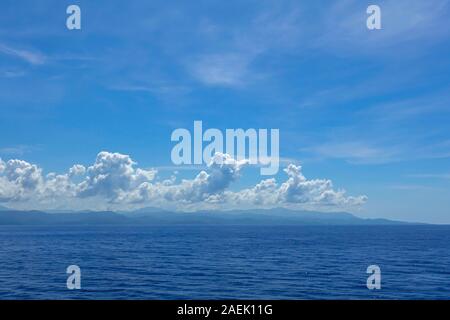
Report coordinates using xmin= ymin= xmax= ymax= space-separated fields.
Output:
xmin=186 ymin=3 xmax=304 ymax=87
xmin=315 ymin=0 xmax=450 ymax=55
xmin=110 ymin=83 xmax=191 ymax=96
xmin=408 ymin=173 xmax=450 ymax=180
xmin=0 ymin=145 xmax=39 ymax=156
xmin=0 ymin=43 xmax=46 ymax=65
xmin=302 ymin=141 xmax=400 ymax=164
xmin=189 ymin=53 xmax=252 ymax=87
xmin=1 ymin=69 xmax=26 ymax=78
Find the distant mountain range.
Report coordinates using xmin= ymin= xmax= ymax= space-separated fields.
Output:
xmin=0 ymin=207 xmax=412 ymax=226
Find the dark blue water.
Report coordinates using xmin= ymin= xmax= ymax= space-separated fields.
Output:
xmin=0 ymin=225 xmax=449 ymax=299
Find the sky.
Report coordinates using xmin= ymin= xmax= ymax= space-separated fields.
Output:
xmin=0 ymin=0 xmax=449 ymax=223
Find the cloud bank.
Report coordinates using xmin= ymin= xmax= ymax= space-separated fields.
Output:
xmin=0 ymin=151 xmax=367 ymax=212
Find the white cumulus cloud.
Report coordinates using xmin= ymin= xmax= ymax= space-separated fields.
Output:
xmin=76 ymin=151 xmax=157 ymax=200
xmin=0 ymin=151 xmax=367 ymax=212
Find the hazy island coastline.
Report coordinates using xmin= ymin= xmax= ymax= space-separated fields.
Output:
xmin=0 ymin=207 xmax=418 ymax=226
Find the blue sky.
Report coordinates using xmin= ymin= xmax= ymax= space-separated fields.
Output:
xmin=0 ymin=0 xmax=449 ymax=223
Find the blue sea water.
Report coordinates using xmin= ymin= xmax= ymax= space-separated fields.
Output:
xmin=0 ymin=225 xmax=449 ymax=300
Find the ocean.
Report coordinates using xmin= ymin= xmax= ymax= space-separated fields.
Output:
xmin=0 ymin=225 xmax=449 ymax=299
